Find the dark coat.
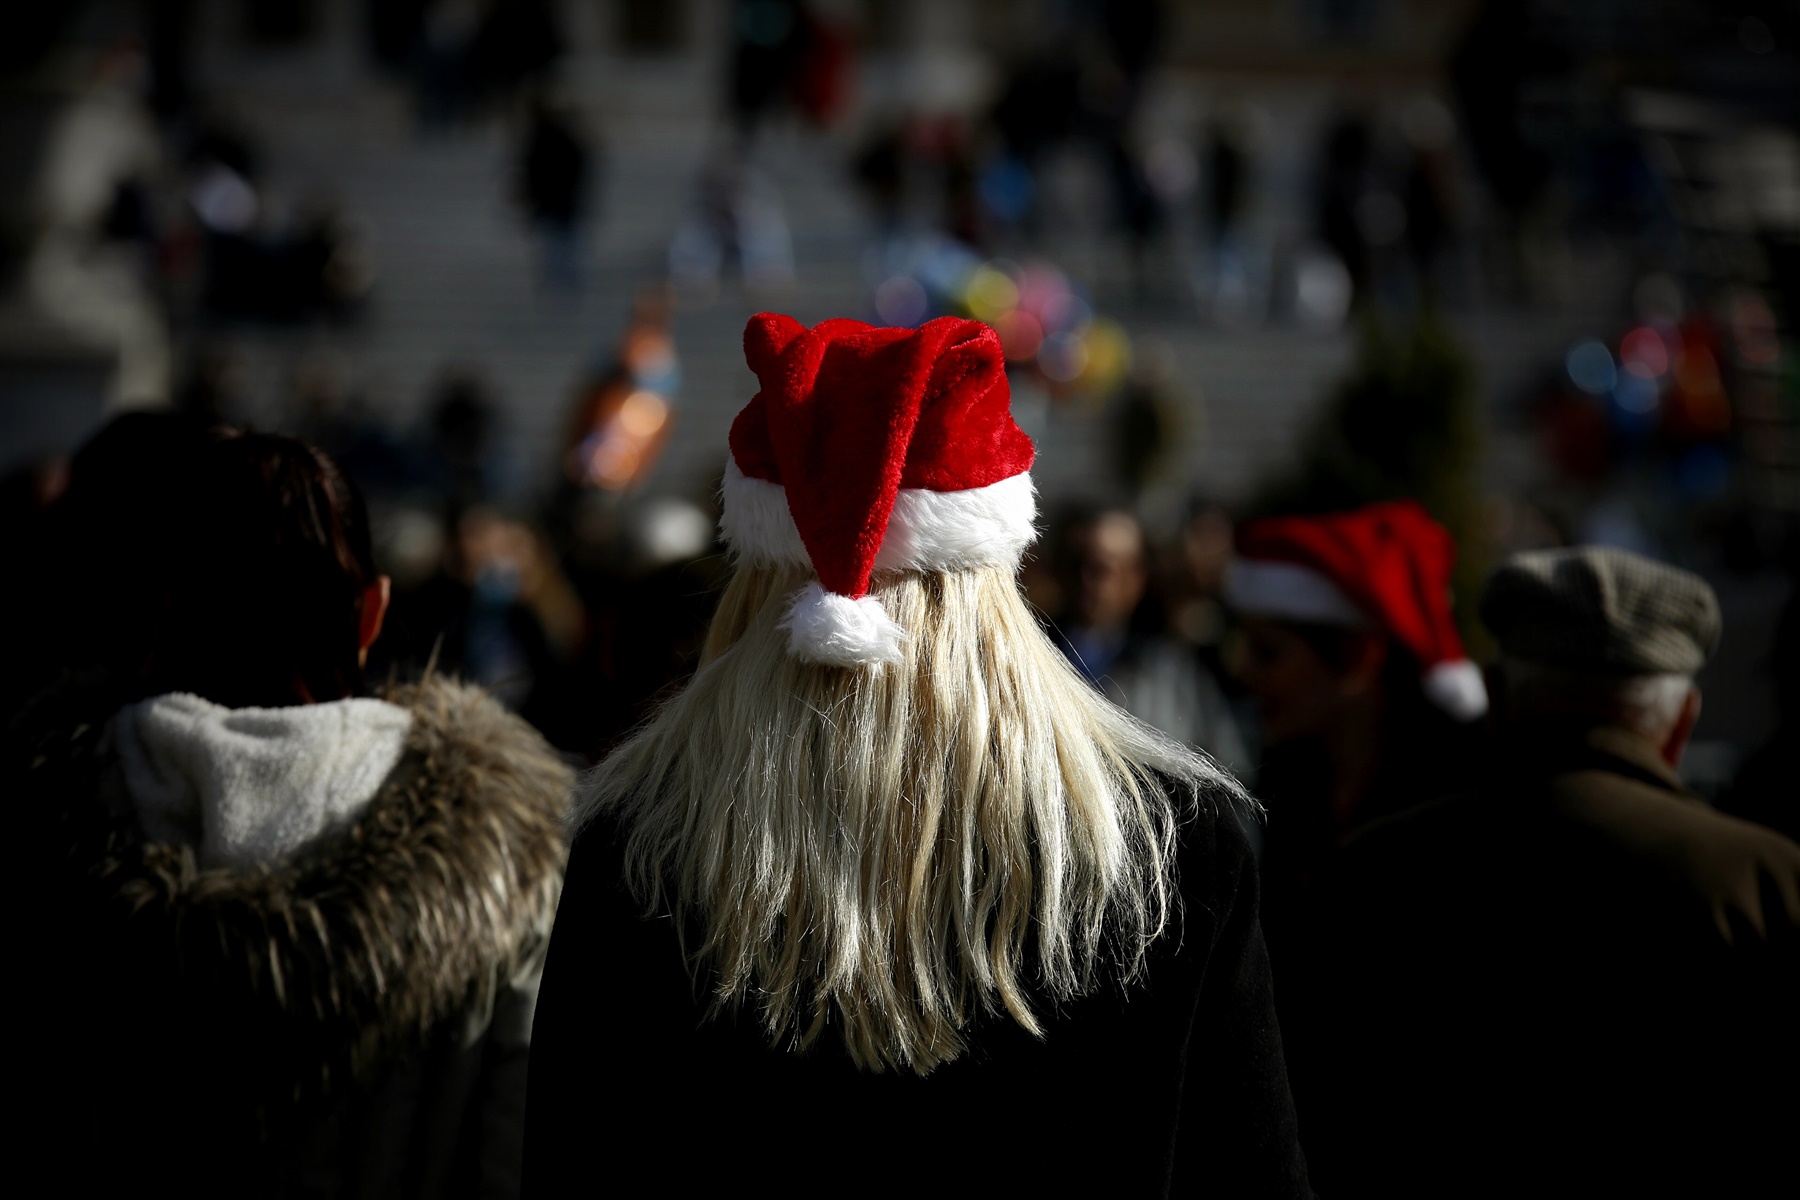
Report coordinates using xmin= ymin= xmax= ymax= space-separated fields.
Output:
xmin=1254 ymin=698 xmax=1487 ymax=974
xmin=523 ymin=797 xmax=1312 ymax=1198
xmin=10 ymin=676 xmax=571 ymax=1199
xmin=1284 ymin=725 xmax=1800 ymax=1198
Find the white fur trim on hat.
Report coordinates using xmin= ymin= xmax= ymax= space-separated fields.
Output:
xmin=1225 ymin=558 xmax=1368 ymax=628
xmin=719 ymin=458 xmax=1038 ymax=575
xmin=778 ymin=581 xmax=906 ymax=666
xmin=1423 ymin=659 xmax=1489 ymax=721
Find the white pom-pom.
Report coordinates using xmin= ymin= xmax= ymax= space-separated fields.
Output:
xmin=778 ymin=581 xmax=906 ymax=666
xmin=1423 ymin=659 xmax=1488 ymax=721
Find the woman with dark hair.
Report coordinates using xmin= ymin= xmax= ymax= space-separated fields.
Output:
xmin=140 ymin=429 xmax=390 ymax=705
xmin=6 ymin=410 xmax=214 ymax=716
xmin=11 ymin=425 xmax=570 ymax=1198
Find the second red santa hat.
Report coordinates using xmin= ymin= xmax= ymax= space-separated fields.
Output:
xmin=720 ymin=313 xmax=1038 ymax=666
xmin=1226 ymin=500 xmax=1488 ymax=720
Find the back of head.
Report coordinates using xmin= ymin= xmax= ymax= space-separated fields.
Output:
xmin=144 ymin=431 xmax=378 ymax=708
xmin=585 ymin=559 xmax=1237 ymax=1074
xmin=581 ymin=313 xmax=1244 ymax=1076
xmin=1481 ymin=546 xmax=1800 ymax=955
xmin=1226 ymin=501 xmax=1489 ymax=724
xmin=46 ymin=412 xmax=216 ymax=689
xmin=1481 ymin=546 xmax=1719 ymax=745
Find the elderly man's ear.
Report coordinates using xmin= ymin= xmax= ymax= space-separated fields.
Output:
xmin=1660 ymin=686 xmax=1701 ymax=769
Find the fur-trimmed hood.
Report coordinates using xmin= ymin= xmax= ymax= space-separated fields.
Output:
xmin=112 ymin=691 xmax=416 ymax=871
xmin=14 ymin=674 xmax=571 ymax=1106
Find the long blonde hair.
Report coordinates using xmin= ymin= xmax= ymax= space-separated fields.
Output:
xmin=575 ymin=562 xmax=1245 ymax=1074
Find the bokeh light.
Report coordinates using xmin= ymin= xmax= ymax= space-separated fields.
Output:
xmin=1620 ymin=327 xmax=1670 ymax=378
xmin=1613 ymin=372 xmax=1660 ymax=416
xmin=1038 ymin=332 xmax=1089 ymax=383
xmin=993 ymin=309 xmax=1044 ymax=362
xmin=963 ymin=262 xmax=1022 ymax=324
xmin=874 ymin=276 xmax=929 ymax=327
xmin=1566 ymin=340 xmax=1617 ymax=395
xmin=617 ymin=391 xmax=670 ymax=438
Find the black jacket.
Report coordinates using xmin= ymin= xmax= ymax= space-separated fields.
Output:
xmin=1285 ymin=725 xmax=1800 ymax=1198
xmin=524 ymin=797 xmax=1312 ymax=1198
xmin=1255 ymin=701 xmax=1487 ymax=975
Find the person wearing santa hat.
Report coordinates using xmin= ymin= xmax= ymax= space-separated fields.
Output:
xmin=1291 ymin=547 xmax=1800 ymax=1197
xmin=523 ymin=315 xmax=1313 ymax=1197
xmin=1223 ymin=501 xmax=1488 ymax=962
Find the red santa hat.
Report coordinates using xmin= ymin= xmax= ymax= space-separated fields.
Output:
xmin=719 ymin=313 xmax=1038 ymax=666
xmin=1225 ymin=501 xmax=1488 ymax=720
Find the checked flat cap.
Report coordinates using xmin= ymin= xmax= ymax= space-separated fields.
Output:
xmin=1480 ymin=546 xmax=1721 ymax=675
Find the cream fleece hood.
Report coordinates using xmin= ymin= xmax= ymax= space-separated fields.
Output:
xmin=111 ymin=692 xmax=414 ymax=871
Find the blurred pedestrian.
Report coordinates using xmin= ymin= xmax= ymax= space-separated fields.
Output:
xmin=1722 ymin=589 xmax=1800 ymax=842
xmin=1204 ymin=115 xmax=1249 ymax=261
xmin=1290 ymin=547 xmax=1800 ymax=1197
xmin=424 ymin=364 xmax=500 ymax=506
xmin=1225 ymin=501 xmax=1488 ymax=960
xmin=726 ymin=0 xmax=808 ymax=141
xmin=10 ymin=429 xmax=570 ymax=1197
xmin=1057 ymin=507 xmax=1252 ymax=783
xmin=1199 ymin=109 xmax=1270 ymax=324
xmin=379 ymin=505 xmax=589 ymax=751
xmin=31 ymin=43 xmax=170 ymax=404
xmin=1314 ymin=115 xmax=1378 ymax=309
xmin=668 ymin=149 xmax=795 ymax=297
xmin=557 ymin=291 xmax=679 ymax=496
xmin=517 ymin=90 xmax=592 ymax=289
xmin=525 ymin=314 xmax=1313 ymax=1197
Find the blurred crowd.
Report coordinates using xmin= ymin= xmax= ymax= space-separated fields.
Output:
xmin=3 ymin=0 xmax=1800 ymax=1196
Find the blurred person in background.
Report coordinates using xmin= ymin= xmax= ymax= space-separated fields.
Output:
xmin=1290 ymin=547 xmax=1800 ymax=1197
xmin=7 ymin=411 xmax=214 ymax=717
xmin=1165 ymin=498 xmax=1240 ymax=651
xmin=668 ymin=147 xmax=796 ymax=297
xmin=9 ymin=428 xmax=570 ymax=1198
xmin=556 ymin=289 xmax=679 ymax=500
xmin=516 ymin=88 xmax=593 ymax=290
xmin=423 ymin=363 xmax=503 ymax=508
xmin=29 ymin=39 xmax=171 ymax=405
xmin=1722 ymin=589 xmax=1800 ymax=843
xmin=525 ymin=314 xmax=1312 ymax=1197
xmin=722 ymin=0 xmax=848 ymax=142
xmin=185 ymin=119 xmax=372 ymax=323
xmin=726 ymin=0 xmax=809 ymax=141
xmin=1090 ymin=0 xmax=1164 ymax=287
xmin=985 ymin=48 xmax=1080 ymax=238
xmin=850 ymin=115 xmax=981 ymax=248
xmin=380 ymin=504 xmax=588 ymax=752
xmin=410 ymin=0 xmax=562 ymax=128
xmin=1055 ymin=507 xmax=1252 ymax=784
xmin=288 ymin=349 xmax=413 ymax=492
xmin=576 ymin=497 xmax=726 ymax=757
xmin=1314 ymin=114 xmax=1377 ymax=310
xmin=1198 ymin=107 xmax=1270 ymax=325
xmin=1225 ymin=501 xmax=1488 ymax=962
